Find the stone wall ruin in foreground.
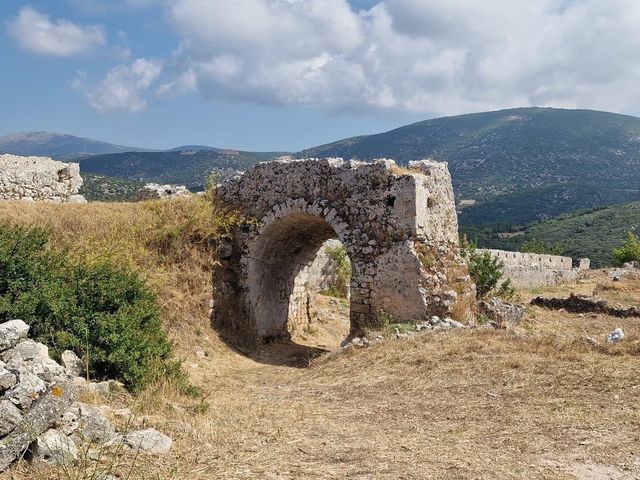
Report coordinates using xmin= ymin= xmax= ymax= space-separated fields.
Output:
xmin=0 ymin=154 xmax=85 ymax=203
xmin=212 ymin=158 xmax=474 ymax=349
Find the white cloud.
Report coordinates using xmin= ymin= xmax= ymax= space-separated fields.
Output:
xmin=153 ymin=0 xmax=640 ymax=117
xmin=7 ymin=6 xmax=106 ymax=57
xmin=74 ymin=58 xmax=163 ymax=112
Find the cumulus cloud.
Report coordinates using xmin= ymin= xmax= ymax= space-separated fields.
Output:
xmin=152 ymin=0 xmax=640 ymax=117
xmin=7 ymin=6 xmax=106 ymax=57
xmin=74 ymin=58 xmax=163 ymax=112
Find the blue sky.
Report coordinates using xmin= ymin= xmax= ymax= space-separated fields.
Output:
xmin=2 ymin=0 xmax=640 ymax=151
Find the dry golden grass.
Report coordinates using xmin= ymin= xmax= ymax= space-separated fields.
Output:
xmin=3 ymin=202 xmax=640 ymax=479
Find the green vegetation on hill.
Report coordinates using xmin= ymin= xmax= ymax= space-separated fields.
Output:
xmin=80 ymin=173 xmax=145 ymax=202
xmin=302 ymin=107 xmax=640 ymax=225
xmin=458 ymin=181 xmax=640 ymax=227
xmin=462 ymin=201 xmax=640 ymax=267
xmin=79 ymin=149 xmax=286 ymax=190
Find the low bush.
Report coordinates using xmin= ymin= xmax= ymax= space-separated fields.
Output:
xmin=0 ymin=224 xmax=176 ymax=392
xmin=461 ymin=237 xmax=514 ymax=299
xmin=612 ymin=231 xmax=640 ymax=265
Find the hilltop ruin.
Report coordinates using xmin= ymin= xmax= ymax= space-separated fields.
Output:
xmin=211 ymin=158 xmax=473 ymax=349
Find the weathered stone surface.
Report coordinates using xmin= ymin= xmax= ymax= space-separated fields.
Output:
xmin=3 ymin=340 xmax=65 ymax=383
xmin=0 ymin=319 xmax=168 ymax=472
xmin=0 ymin=366 xmax=17 ymax=392
xmin=123 ymin=428 xmax=172 ymax=454
xmin=0 ymin=155 xmax=83 ymax=202
xmin=61 ymin=351 xmax=83 ymax=378
xmin=32 ymin=429 xmax=78 ymax=466
xmin=76 ymin=403 xmax=116 ymax=443
xmin=67 ymin=194 xmax=87 ymax=204
xmin=0 ymin=320 xmax=29 ymax=352
xmin=212 ymin=158 xmax=473 ymax=348
xmin=7 ymin=373 xmax=47 ymax=410
xmin=56 ymin=407 xmax=80 ymax=436
xmin=0 ymin=401 xmax=22 ymax=436
xmin=479 ymin=298 xmax=524 ymax=329
xmin=0 ymin=380 xmax=75 ymax=471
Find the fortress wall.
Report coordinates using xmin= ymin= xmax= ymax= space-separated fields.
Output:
xmin=0 ymin=154 xmax=85 ymax=203
xmin=478 ymin=249 xmax=588 ymax=289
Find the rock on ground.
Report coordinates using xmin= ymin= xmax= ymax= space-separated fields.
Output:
xmin=32 ymin=429 xmax=78 ymax=466
xmin=607 ymin=327 xmax=625 ymax=344
xmin=0 ymin=320 xmax=29 ymax=351
xmin=479 ymin=298 xmax=524 ymax=329
xmin=61 ymin=350 xmax=84 ymax=378
xmin=124 ymin=428 xmax=172 ymax=454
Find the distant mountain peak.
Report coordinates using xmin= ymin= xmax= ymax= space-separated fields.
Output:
xmin=0 ymin=131 xmax=154 ymax=158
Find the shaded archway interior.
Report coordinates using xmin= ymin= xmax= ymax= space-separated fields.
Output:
xmin=247 ymin=213 xmax=350 ymax=344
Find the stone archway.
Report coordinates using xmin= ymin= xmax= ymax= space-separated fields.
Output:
xmin=246 ymin=212 xmax=347 ymax=341
xmin=211 ymin=158 xmax=472 ymax=350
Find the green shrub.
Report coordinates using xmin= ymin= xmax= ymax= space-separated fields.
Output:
xmin=612 ymin=232 xmax=640 ymax=266
xmin=324 ymin=243 xmax=351 ymax=298
xmin=520 ymin=239 xmax=563 ymax=255
xmin=461 ymin=237 xmax=514 ymax=299
xmin=0 ymin=225 xmax=176 ymax=392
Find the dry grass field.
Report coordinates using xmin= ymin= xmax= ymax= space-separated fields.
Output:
xmin=2 ymin=200 xmax=640 ymax=479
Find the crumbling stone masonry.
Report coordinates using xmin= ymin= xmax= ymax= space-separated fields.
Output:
xmin=0 ymin=154 xmax=85 ymax=203
xmin=478 ymin=249 xmax=590 ymax=289
xmin=212 ymin=158 xmax=474 ymax=349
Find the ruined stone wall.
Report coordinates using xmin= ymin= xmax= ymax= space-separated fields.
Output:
xmin=212 ymin=158 xmax=473 ymax=348
xmin=0 ymin=154 xmax=85 ymax=203
xmin=0 ymin=319 xmax=171 ymax=472
xmin=479 ymin=248 xmax=589 ymax=288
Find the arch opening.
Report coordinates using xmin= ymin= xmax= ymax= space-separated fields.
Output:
xmin=247 ymin=213 xmax=352 ymax=348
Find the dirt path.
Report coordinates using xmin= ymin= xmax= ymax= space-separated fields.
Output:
xmin=144 ymin=273 xmax=640 ymax=479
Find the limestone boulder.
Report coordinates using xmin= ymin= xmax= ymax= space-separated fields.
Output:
xmin=76 ymin=403 xmax=117 ymax=443
xmin=7 ymin=374 xmax=47 ymax=409
xmin=0 ymin=155 xmax=84 ymax=203
xmin=123 ymin=428 xmax=172 ymax=454
xmin=32 ymin=429 xmax=78 ymax=466
xmin=0 ymin=320 xmax=29 ymax=351
xmin=478 ymin=298 xmax=524 ymax=329
xmin=0 ymin=400 xmax=22 ymax=436
xmin=61 ymin=350 xmax=84 ymax=378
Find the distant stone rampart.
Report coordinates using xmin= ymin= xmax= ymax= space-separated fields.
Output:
xmin=0 ymin=154 xmax=85 ymax=203
xmin=478 ymin=249 xmax=589 ymax=288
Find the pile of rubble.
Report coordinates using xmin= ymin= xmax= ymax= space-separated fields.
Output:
xmin=344 ymin=297 xmax=525 ymax=347
xmin=139 ymin=183 xmax=190 ymax=199
xmin=0 ymin=319 xmax=172 ymax=472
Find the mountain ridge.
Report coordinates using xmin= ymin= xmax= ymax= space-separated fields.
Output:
xmin=0 ymin=131 xmax=158 ymax=158
xmin=7 ymin=107 xmax=640 ymax=228
xmin=301 ymin=107 xmax=640 ymax=225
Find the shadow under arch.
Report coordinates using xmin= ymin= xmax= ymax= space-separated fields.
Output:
xmin=240 ymin=212 xmax=352 ymax=366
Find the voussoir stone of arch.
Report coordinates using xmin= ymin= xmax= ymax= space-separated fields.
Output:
xmin=211 ymin=158 xmax=474 ymax=349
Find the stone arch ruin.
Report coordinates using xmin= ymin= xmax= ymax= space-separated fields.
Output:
xmin=211 ymin=158 xmax=471 ymax=349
